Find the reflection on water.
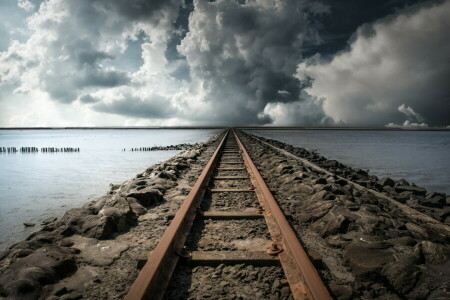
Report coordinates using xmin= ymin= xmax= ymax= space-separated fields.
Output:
xmin=0 ymin=129 xmax=220 ymax=249
xmin=248 ymin=129 xmax=450 ymax=194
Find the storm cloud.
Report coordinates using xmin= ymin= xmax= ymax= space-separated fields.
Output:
xmin=177 ymin=0 xmax=323 ymax=124
xmin=93 ymin=93 xmax=177 ymax=119
xmin=298 ymin=1 xmax=450 ymax=127
xmin=0 ymin=0 xmax=449 ymax=127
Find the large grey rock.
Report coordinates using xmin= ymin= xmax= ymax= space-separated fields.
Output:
xmin=381 ymin=255 xmax=421 ymax=294
xmin=379 ymin=177 xmax=395 ymax=187
xmin=395 ymin=185 xmax=426 ymax=196
xmin=312 ymin=207 xmax=357 ymax=237
xmin=63 ymin=213 xmax=116 ymax=240
xmin=126 ymin=197 xmax=147 ymax=215
xmin=419 ymin=192 xmax=446 ymax=208
xmin=0 ymin=246 xmax=76 ymax=299
xmin=298 ymin=201 xmax=334 ymax=223
xmin=414 ymin=241 xmax=448 ymax=264
xmin=344 ymin=242 xmax=394 ymax=276
xmin=127 ymin=187 xmax=164 ymax=207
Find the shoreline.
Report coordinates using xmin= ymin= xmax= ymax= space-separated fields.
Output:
xmin=0 ymin=130 xmax=448 ymax=299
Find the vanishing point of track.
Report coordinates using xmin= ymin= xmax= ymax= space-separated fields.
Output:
xmin=124 ymin=129 xmax=332 ymax=300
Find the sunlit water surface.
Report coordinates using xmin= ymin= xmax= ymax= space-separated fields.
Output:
xmin=247 ymin=129 xmax=450 ymax=194
xmin=0 ymin=129 xmax=220 ymax=249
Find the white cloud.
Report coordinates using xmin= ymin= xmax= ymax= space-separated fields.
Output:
xmin=17 ymin=0 xmax=34 ymax=12
xmin=398 ymin=103 xmax=424 ymax=123
xmin=298 ymin=1 xmax=450 ymax=127
xmin=385 ymin=120 xmax=428 ymax=128
xmin=259 ymin=91 xmax=331 ymax=126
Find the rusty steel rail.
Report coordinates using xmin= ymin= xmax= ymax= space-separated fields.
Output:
xmin=124 ymin=130 xmax=229 ymax=300
xmin=233 ymin=129 xmax=332 ymax=300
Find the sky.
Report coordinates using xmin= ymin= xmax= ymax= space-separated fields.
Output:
xmin=0 ymin=0 xmax=449 ymax=127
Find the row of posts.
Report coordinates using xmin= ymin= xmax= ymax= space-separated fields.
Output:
xmin=0 ymin=147 xmax=80 ymax=153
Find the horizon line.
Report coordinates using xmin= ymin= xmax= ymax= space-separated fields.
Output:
xmin=0 ymin=126 xmax=449 ymax=131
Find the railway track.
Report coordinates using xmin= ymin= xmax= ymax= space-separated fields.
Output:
xmin=125 ymin=129 xmax=331 ymax=300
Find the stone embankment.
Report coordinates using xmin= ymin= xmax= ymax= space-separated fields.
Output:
xmin=250 ymin=133 xmax=450 ymax=223
xmin=238 ymin=131 xmax=449 ymax=299
xmin=0 ymin=133 xmax=224 ymax=300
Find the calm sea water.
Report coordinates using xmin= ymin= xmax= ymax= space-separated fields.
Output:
xmin=247 ymin=129 xmax=450 ymax=194
xmin=0 ymin=129 xmax=220 ymax=250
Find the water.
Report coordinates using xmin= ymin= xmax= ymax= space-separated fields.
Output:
xmin=247 ymin=129 xmax=450 ymax=194
xmin=0 ymin=129 xmax=220 ymax=250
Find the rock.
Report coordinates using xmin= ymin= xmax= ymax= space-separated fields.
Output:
xmin=396 ymin=179 xmax=410 ymax=186
xmin=275 ymin=164 xmax=293 ymax=175
xmin=158 ymin=170 xmax=177 ymax=181
xmin=419 ymin=192 xmax=447 ymax=208
xmin=299 ymin=201 xmax=334 ymax=223
xmin=385 ymin=237 xmax=416 ymax=247
xmin=81 ymin=215 xmax=116 ymax=239
xmin=0 ymin=246 xmax=76 ymax=299
xmin=322 ymin=184 xmax=348 ymax=195
xmin=67 ymin=235 xmax=129 ymax=266
xmin=309 ymin=190 xmax=334 ymax=202
xmin=381 ymin=257 xmax=420 ymax=294
xmin=23 ymin=222 xmax=35 ymax=227
xmin=134 ymin=180 xmax=147 ymax=186
xmin=127 ymin=187 xmax=164 ymax=207
xmin=393 ymin=192 xmax=411 ymax=204
xmin=336 ymin=178 xmax=348 ymax=186
xmin=355 ymin=168 xmax=368 ymax=176
xmin=344 ymin=242 xmax=394 ymax=276
xmin=325 ymin=235 xmax=350 ymax=248
xmin=127 ymin=197 xmax=147 ymax=215
xmin=405 ymin=223 xmax=428 ymax=239
xmin=427 ymin=192 xmax=446 ymax=201
xmin=109 ymin=184 xmax=121 ymax=191
xmin=312 ymin=207 xmax=356 ymax=237
xmin=90 ymin=196 xmax=112 ymax=213
xmin=314 ymin=177 xmax=327 ymax=185
xmin=41 ymin=217 xmax=58 ymax=225
xmin=294 ymin=172 xmax=308 ymax=179
xmin=62 ymin=210 xmax=117 ymax=240
xmin=395 ymin=185 xmax=426 ymax=196
xmin=329 ymin=283 xmax=353 ymax=300
xmin=13 ymin=249 xmax=34 ymax=258
xmin=419 ymin=198 xmax=444 ymax=209
xmin=414 ymin=241 xmax=448 ymax=264
xmin=59 ymin=240 xmax=75 ymax=247
xmin=292 ymin=183 xmax=313 ymax=195
xmin=379 ymin=177 xmax=395 ymax=187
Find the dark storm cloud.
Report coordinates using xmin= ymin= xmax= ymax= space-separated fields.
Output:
xmin=93 ymin=94 xmax=176 ymax=119
xmin=302 ymin=0 xmax=431 ymax=58
xmin=92 ymin=0 xmax=182 ymax=21
xmin=178 ymin=0 xmax=327 ymax=125
xmin=76 ymin=68 xmax=129 ymax=88
xmin=79 ymin=94 xmax=99 ymax=104
xmin=42 ymin=66 xmax=130 ymax=103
